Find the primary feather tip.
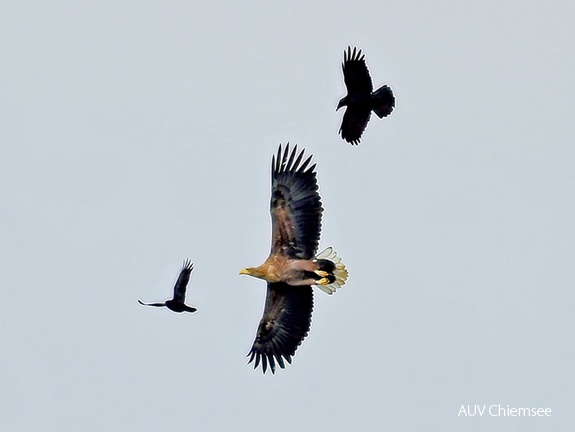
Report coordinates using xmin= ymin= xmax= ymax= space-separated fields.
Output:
xmin=182 ymin=259 xmax=194 ymax=271
xmin=344 ymin=46 xmax=365 ymax=63
xmin=273 ymin=143 xmax=315 ymax=178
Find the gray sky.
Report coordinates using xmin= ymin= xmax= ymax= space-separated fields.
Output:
xmin=1 ymin=1 xmax=574 ymax=431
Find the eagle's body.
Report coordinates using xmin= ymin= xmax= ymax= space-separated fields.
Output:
xmin=337 ymin=46 xmax=395 ymax=145
xmin=138 ymin=259 xmax=197 ymax=314
xmin=240 ymin=144 xmax=348 ymax=374
xmin=242 ymin=252 xmax=339 ymax=286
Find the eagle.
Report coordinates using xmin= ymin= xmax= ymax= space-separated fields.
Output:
xmin=240 ymin=144 xmax=348 ymax=374
xmin=337 ymin=46 xmax=395 ymax=145
xmin=138 ymin=259 xmax=198 ymax=313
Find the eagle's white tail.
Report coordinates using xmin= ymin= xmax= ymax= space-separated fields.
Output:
xmin=314 ymin=247 xmax=349 ymax=295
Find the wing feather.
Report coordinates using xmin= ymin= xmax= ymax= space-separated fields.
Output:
xmin=173 ymin=259 xmax=194 ymax=302
xmin=339 ymin=107 xmax=371 ymax=145
xmin=342 ymin=46 xmax=373 ymax=94
xmin=270 ymin=144 xmax=323 ymax=259
xmin=247 ymin=282 xmax=313 ymax=374
xmin=137 ymin=300 xmax=166 ymax=308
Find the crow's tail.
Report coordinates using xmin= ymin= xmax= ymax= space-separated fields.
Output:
xmin=371 ymin=85 xmax=395 ymax=118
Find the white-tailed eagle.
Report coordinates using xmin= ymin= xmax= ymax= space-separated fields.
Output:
xmin=240 ymin=144 xmax=348 ymax=373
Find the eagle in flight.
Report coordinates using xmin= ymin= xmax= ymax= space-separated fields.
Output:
xmin=240 ymin=144 xmax=348 ymax=373
xmin=337 ymin=46 xmax=395 ymax=145
xmin=138 ymin=259 xmax=198 ymax=313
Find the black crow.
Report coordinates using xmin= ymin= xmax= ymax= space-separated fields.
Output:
xmin=337 ymin=46 xmax=395 ymax=145
xmin=138 ymin=259 xmax=197 ymax=313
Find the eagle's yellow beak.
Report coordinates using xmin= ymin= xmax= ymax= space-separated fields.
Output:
xmin=239 ymin=268 xmax=250 ymax=275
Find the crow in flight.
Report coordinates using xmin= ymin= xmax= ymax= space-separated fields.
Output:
xmin=337 ymin=46 xmax=395 ymax=145
xmin=138 ymin=259 xmax=197 ymax=313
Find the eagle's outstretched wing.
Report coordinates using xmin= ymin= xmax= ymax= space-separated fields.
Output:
xmin=270 ymin=144 xmax=323 ymax=260
xmin=248 ymin=282 xmax=313 ymax=374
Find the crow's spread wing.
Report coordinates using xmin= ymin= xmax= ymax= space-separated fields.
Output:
xmin=173 ymin=259 xmax=194 ymax=302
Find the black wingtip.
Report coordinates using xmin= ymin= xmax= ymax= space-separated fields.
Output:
xmin=274 ymin=144 xmax=315 ymax=176
xmin=247 ymin=349 xmax=290 ymax=374
xmin=276 ymin=354 xmax=286 ymax=370
xmin=182 ymin=259 xmax=194 ymax=271
xmin=344 ymin=45 xmax=365 ymax=62
xmin=269 ymin=355 xmax=276 ymax=374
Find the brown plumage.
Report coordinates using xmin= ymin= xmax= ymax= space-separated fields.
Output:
xmin=240 ymin=144 xmax=348 ymax=374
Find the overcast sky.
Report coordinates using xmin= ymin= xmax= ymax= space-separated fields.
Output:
xmin=1 ymin=1 xmax=574 ymax=431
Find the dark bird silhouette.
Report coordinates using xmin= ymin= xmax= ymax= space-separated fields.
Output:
xmin=337 ymin=46 xmax=395 ymax=145
xmin=138 ymin=259 xmax=197 ymax=313
xmin=240 ymin=144 xmax=348 ymax=374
